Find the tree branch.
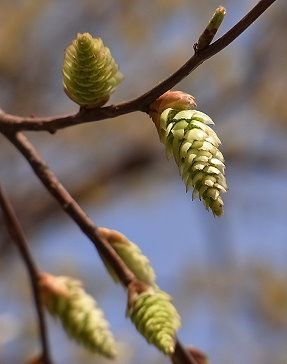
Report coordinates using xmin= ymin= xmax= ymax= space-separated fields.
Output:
xmin=0 ymin=184 xmax=53 ymax=364
xmin=3 ymin=131 xmax=199 ymax=364
xmin=0 ymin=0 xmax=277 ymax=133
xmin=5 ymin=132 xmax=135 ymax=288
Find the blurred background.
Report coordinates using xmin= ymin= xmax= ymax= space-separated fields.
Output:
xmin=0 ymin=0 xmax=287 ymax=363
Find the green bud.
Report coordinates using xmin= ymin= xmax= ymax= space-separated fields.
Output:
xmin=196 ymin=6 xmax=226 ymax=51
xmin=63 ymin=33 xmax=123 ymax=107
xmin=128 ymin=288 xmax=181 ymax=355
xmin=39 ymin=273 xmax=117 ymax=358
xmin=98 ymin=227 xmax=156 ymax=286
xmin=158 ymin=108 xmax=227 ymax=216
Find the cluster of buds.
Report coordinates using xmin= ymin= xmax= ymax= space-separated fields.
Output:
xmin=100 ymin=228 xmax=181 ymax=355
xmin=59 ymin=28 xmax=227 ymax=362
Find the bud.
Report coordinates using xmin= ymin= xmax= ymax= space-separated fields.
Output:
xmin=63 ymin=33 xmax=123 ymax=107
xmin=128 ymin=286 xmax=181 ymax=355
xmin=196 ymin=6 xmax=226 ymax=51
xmin=149 ymin=90 xmax=196 ymax=130
xmin=151 ymin=99 xmax=227 ymax=216
xmin=39 ymin=273 xmax=117 ymax=358
xmin=98 ymin=227 xmax=156 ymax=286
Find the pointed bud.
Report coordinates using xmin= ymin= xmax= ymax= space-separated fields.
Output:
xmin=150 ymin=98 xmax=227 ymax=216
xmin=98 ymin=227 xmax=156 ymax=286
xmin=196 ymin=6 xmax=226 ymax=51
xmin=128 ymin=285 xmax=181 ymax=355
xmin=39 ymin=273 xmax=117 ymax=358
xmin=63 ymin=33 xmax=123 ymax=107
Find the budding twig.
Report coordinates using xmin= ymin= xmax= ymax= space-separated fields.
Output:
xmin=0 ymin=0 xmax=277 ymax=133
xmin=4 ymin=131 xmax=199 ymax=364
xmin=5 ymin=131 xmax=135 ymax=288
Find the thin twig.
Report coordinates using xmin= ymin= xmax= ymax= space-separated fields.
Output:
xmin=0 ymin=185 xmax=53 ymax=364
xmin=4 ymin=131 xmax=199 ymax=364
xmin=0 ymin=0 xmax=277 ymax=133
xmin=6 ymin=132 xmax=135 ymax=287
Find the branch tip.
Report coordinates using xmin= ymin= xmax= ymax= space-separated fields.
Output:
xmin=196 ymin=6 xmax=226 ymax=51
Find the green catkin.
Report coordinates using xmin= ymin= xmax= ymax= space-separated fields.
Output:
xmin=40 ymin=273 xmax=117 ymax=358
xmin=128 ymin=289 xmax=181 ymax=355
xmin=63 ymin=33 xmax=123 ymax=107
xmin=98 ymin=227 xmax=156 ymax=286
xmin=159 ymin=108 xmax=227 ymax=216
